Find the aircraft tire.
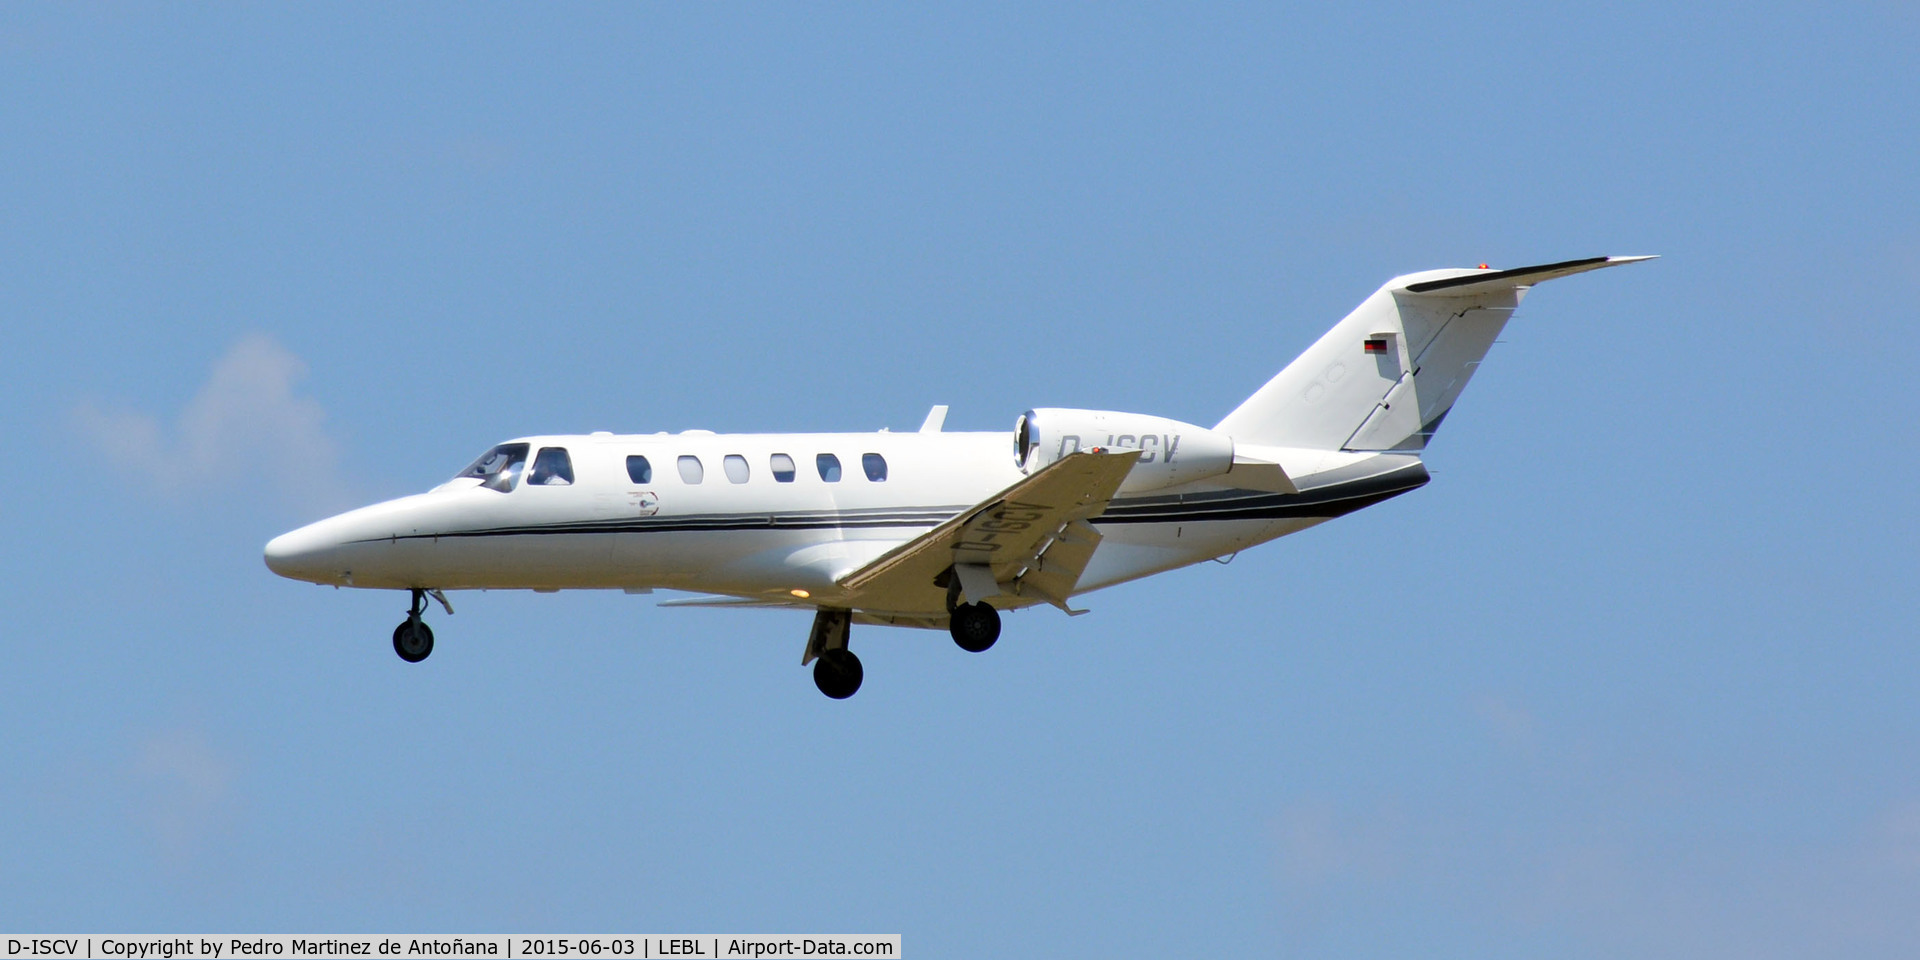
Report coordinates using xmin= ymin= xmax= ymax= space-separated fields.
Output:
xmin=949 ymin=602 xmax=1000 ymax=653
xmin=392 ymin=620 xmax=435 ymax=663
xmin=813 ymin=649 xmax=863 ymax=699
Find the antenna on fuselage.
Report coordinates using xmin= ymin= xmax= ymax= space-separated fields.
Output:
xmin=919 ymin=405 xmax=950 ymax=433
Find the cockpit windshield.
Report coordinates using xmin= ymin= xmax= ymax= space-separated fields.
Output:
xmin=456 ymin=443 xmax=529 ymax=492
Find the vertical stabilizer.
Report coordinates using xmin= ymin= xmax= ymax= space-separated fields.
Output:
xmin=1214 ymin=256 xmax=1654 ymax=452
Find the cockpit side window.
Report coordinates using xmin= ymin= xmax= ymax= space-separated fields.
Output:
xmin=529 ymin=447 xmax=575 ymax=486
xmin=458 ymin=443 xmax=529 ymax=492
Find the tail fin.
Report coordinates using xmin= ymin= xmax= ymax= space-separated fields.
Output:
xmin=1214 ymin=256 xmax=1655 ymax=452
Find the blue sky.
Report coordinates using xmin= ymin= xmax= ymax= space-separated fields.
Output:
xmin=2 ymin=3 xmax=1916 ymax=956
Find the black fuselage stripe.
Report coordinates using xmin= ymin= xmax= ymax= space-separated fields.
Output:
xmin=365 ymin=472 xmax=1427 ymax=543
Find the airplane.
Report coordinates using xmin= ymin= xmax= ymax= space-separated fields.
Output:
xmin=265 ymin=255 xmax=1653 ymax=698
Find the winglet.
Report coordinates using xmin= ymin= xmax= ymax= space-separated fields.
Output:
xmin=919 ymin=405 xmax=949 ymax=433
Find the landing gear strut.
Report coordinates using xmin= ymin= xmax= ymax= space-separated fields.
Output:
xmin=392 ymin=588 xmax=437 ymax=663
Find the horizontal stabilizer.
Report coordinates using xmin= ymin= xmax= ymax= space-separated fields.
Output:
xmin=1398 ymin=255 xmax=1657 ymax=297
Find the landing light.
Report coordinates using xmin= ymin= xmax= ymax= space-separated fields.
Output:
xmin=790 ymin=589 xmax=811 ymax=599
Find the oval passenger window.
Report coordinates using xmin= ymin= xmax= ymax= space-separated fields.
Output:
xmin=770 ymin=453 xmax=796 ymax=482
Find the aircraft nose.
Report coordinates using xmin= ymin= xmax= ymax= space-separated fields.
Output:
xmin=264 ymin=521 xmax=345 ymax=583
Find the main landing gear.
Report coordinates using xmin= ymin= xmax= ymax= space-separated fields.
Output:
xmin=800 ymin=595 xmax=1003 ymax=700
xmin=945 ymin=578 xmax=1002 ymax=653
xmin=813 ymin=648 xmax=864 ymax=700
xmin=393 ymin=588 xmax=451 ymax=663
xmin=806 ymin=610 xmax=862 ymax=699
xmin=949 ymin=602 xmax=1001 ymax=653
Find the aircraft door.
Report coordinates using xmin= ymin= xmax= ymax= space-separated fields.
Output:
xmin=513 ymin=446 xmax=614 ymax=581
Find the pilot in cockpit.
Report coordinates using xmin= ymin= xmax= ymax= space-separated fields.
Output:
xmin=529 ymin=447 xmax=574 ymax=486
xmin=458 ymin=443 xmax=529 ymax=491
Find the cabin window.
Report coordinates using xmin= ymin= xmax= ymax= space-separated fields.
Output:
xmin=816 ymin=453 xmax=842 ymax=482
xmin=529 ymin=447 xmax=575 ymax=486
xmin=862 ymin=453 xmax=888 ymax=482
xmin=678 ymin=455 xmax=704 ymax=484
xmin=724 ymin=454 xmax=750 ymax=484
xmin=770 ymin=453 xmax=796 ymax=483
xmin=626 ymin=455 xmax=652 ymax=484
xmin=457 ymin=443 xmax=529 ymax=492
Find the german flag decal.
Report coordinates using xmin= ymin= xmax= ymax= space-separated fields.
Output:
xmin=1363 ymin=338 xmax=1389 ymax=354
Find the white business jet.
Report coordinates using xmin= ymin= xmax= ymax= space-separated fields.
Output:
xmin=266 ymin=256 xmax=1652 ymax=698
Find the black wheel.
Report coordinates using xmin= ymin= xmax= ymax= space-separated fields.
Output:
xmin=950 ymin=602 xmax=1001 ymax=653
xmin=392 ymin=619 xmax=434 ymax=663
xmin=813 ymin=649 xmax=863 ymax=699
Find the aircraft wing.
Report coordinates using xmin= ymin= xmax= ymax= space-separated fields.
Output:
xmin=837 ymin=449 xmax=1142 ymax=614
xmin=656 ymin=595 xmax=808 ymax=609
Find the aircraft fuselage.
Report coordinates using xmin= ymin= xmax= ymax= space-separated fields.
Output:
xmin=265 ymin=428 xmax=1426 ymax=617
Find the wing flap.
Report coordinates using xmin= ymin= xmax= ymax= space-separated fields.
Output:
xmin=837 ymin=450 xmax=1141 ymax=613
xmin=1013 ymin=518 xmax=1102 ymax=613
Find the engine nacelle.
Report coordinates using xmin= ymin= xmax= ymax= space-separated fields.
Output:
xmin=1014 ymin=408 xmax=1235 ymax=493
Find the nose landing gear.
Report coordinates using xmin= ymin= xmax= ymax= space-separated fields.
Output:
xmin=393 ymin=618 xmax=434 ymax=662
xmin=392 ymin=588 xmax=451 ymax=663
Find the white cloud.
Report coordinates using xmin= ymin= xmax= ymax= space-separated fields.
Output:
xmin=76 ymin=334 xmax=350 ymax=511
xmin=1272 ymin=796 xmax=1410 ymax=888
xmin=127 ymin=722 xmax=240 ymax=866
